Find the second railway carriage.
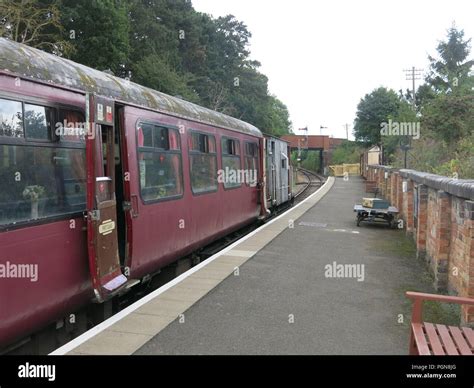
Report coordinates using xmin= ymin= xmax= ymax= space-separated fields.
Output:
xmin=0 ymin=38 xmax=267 ymax=352
xmin=265 ymin=135 xmax=292 ymax=208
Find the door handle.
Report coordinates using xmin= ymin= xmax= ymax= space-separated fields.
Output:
xmin=131 ymin=194 xmax=139 ymax=218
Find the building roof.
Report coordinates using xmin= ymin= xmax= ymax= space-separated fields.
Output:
xmin=0 ymin=38 xmax=262 ymax=137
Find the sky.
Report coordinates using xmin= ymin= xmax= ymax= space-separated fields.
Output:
xmin=192 ymin=0 xmax=474 ymax=139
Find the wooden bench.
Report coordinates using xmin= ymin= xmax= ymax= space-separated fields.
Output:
xmin=406 ymin=291 xmax=474 ymax=355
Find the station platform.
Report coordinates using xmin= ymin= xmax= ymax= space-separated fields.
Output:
xmin=53 ymin=176 xmax=419 ymax=355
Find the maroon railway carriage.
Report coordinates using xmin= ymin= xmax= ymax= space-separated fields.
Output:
xmin=0 ymin=38 xmax=267 ymax=351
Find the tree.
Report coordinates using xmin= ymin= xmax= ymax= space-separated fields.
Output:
xmin=421 ymin=24 xmax=474 ymax=144
xmin=0 ymin=0 xmax=73 ymax=55
xmin=426 ymin=24 xmax=474 ymax=94
xmin=422 ymin=94 xmax=474 ymax=144
xmin=330 ymin=141 xmax=363 ymax=165
xmin=4 ymin=0 xmax=292 ymax=135
xmin=61 ymin=0 xmax=130 ymax=76
xmin=132 ymin=54 xmax=199 ymax=102
xmin=353 ymin=87 xmax=401 ymax=145
xmin=264 ymin=96 xmax=292 ymax=136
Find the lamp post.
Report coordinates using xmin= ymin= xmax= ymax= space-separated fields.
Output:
xmin=400 ymin=137 xmax=411 ymax=169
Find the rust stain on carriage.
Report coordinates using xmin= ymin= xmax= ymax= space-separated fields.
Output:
xmin=0 ymin=37 xmax=262 ymax=137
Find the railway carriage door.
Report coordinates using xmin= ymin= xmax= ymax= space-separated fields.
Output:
xmin=86 ymin=94 xmax=127 ymax=302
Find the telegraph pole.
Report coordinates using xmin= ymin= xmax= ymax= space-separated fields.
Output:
xmin=343 ymin=124 xmax=349 ymax=140
xmin=403 ymin=66 xmax=423 ymax=111
xmin=401 ymin=66 xmax=422 ymax=168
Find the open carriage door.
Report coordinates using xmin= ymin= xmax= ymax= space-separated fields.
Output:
xmin=86 ymin=94 xmax=127 ymax=302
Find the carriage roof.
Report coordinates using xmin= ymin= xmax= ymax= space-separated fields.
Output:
xmin=0 ymin=38 xmax=262 ymax=137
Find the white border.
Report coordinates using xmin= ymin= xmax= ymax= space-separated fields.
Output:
xmin=50 ymin=177 xmax=334 ymax=355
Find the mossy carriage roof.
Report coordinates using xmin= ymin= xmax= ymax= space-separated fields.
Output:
xmin=0 ymin=38 xmax=262 ymax=137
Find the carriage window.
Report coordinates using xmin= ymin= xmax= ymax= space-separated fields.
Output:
xmin=58 ymin=109 xmax=86 ymax=142
xmin=244 ymin=142 xmax=259 ymax=186
xmin=189 ymin=131 xmax=217 ymax=194
xmin=137 ymin=123 xmax=183 ymax=202
xmin=0 ymin=98 xmax=23 ymax=138
xmin=0 ymin=145 xmax=86 ymax=226
xmin=141 ymin=123 xmax=153 ymax=147
xmin=24 ymin=104 xmax=52 ymax=140
xmin=140 ymin=123 xmax=169 ymax=149
xmin=221 ymin=137 xmax=241 ymax=189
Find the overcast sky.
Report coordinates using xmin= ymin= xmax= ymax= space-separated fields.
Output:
xmin=192 ymin=0 xmax=474 ymax=139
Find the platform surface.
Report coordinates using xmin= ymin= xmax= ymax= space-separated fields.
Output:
xmin=134 ymin=177 xmax=412 ymax=355
xmin=57 ymin=176 xmax=421 ymax=355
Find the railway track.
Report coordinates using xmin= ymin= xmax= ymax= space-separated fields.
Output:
xmin=294 ymin=167 xmax=325 ymax=202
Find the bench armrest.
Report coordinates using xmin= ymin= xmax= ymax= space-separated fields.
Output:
xmin=406 ymin=291 xmax=474 ymax=324
xmin=406 ymin=291 xmax=474 ymax=305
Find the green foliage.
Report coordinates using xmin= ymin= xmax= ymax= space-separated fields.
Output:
xmin=61 ymin=0 xmax=130 ymax=76
xmin=0 ymin=0 xmax=73 ymax=55
xmin=422 ymin=94 xmax=474 ymax=144
xmin=396 ymin=131 xmax=474 ymax=179
xmin=426 ymin=25 xmax=474 ymax=94
xmin=122 ymin=2 xmax=291 ymax=135
xmin=398 ymin=25 xmax=474 ymax=177
xmin=291 ymin=150 xmax=321 ymax=172
xmin=132 ymin=54 xmax=200 ymax=102
xmin=358 ymin=25 xmax=473 ymax=177
xmin=263 ymin=96 xmax=292 ymax=136
xmin=330 ymin=141 xmax=363 ymax=165
xmin=6 ymin=0 xmax=291 ymax=135
xmin=353 ymin=87 xmax=401 ymax=145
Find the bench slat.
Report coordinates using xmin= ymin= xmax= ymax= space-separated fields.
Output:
xmin=461 ymin=327 xmax=474 ymax=349
xmin=436 ymin=324 xmax=459 ymax=355
xmin=448 ymin=326 xmax=472 ymax=355
xmin=412 ymin=323 xmax=431 ymax=355
xmin=424 ymin=323 xmax=445 ymax=355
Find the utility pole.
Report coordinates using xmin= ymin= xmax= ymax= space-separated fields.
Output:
xmin=401 ymin=66 xmax=422 ymax=169
xmin=403 ymin=66 xmax=423 ymax=111
xmin=343 ymin=124 xmax=349 ymax=140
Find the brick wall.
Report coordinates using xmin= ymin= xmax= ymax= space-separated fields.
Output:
xmin=363 ymin=165 xmax=474 ymax=325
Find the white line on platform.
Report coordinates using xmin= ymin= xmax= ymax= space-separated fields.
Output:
xmin=50 ymin=177 xmax=334 ymax=355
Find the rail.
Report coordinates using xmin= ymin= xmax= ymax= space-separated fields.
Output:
xmin=294 ymin=167 xmax=325 ymax=201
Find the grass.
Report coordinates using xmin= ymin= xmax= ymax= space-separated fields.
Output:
xmin=374 ymin=231 xmax=461 ymax=327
